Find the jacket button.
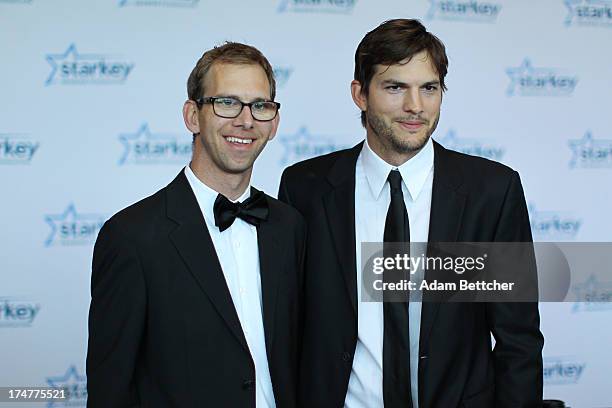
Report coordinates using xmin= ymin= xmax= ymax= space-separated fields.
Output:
xmin=342 ymin=352 xmax=351 ymax=362
xmin=242 ymin=379 xmax=255 ymax=389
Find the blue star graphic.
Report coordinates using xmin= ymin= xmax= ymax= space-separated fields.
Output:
xmin=572 ymin=274 xmax=612 ymax=311
xmin=568 ymin=131 xmax=612 ymax=168
xmin=426 ymin=0 xmax=440 ymax=19
xmin=45 ymin=44 xmax=105 ymax=86
xmin=568 ymin=131 xmax=594 ymax=167
xmin=564 ymin=0 xmax=612 ymax=26
xmin=44 ymin=203 xmax=105 ymax=247
xmin=436 ymin=129 xmax=461 ymax=147
xmin=118 ymin=123 xmax=185 ymax=165
xmin=278 ymin=126 xmax=349 ymax=165
xmin=505 ymin=58 xmax=555 ymax=96
xmin=46 ymin=365 xmax=87 ymax=407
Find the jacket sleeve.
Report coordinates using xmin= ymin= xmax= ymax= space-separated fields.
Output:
xmin=86 ymin=217 xmax=146 ymax=408
xmin=487 ymin=171 xmax=544 ymax=408
xmin=278 ymin=168 xmax=294 ymax=207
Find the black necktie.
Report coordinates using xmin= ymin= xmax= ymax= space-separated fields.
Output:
xmin=213 ymin=189 xmax=269 ymax=232
xmin=383 ymin=170 xmax=413 ymax=407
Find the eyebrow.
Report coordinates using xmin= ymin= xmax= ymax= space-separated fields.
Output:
xmin=214 ymin=94 xmax=271 ymax=102
xmin=380 ymin=79 xmax=440 ymax=87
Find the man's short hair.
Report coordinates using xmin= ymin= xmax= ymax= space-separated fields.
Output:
xmin=354 ymin=19 xmax=448 ymax=127
xmin=187 ymin=42 xmax=276 ymax=103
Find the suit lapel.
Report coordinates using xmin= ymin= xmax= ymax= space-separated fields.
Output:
xmin=420 ymin=141 xmax=467 ymax=349
xmin=322 ymin=143 xmax=363 ymax=315
xmin=255 ymin=191 xmax=283 ymax=354
xmin=166 ymin=172 xmax=249 ymax=352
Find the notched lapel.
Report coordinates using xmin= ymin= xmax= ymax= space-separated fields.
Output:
xmin=323 ymin=143 xmax=362 ymax=315
xmin=166 ymin=173 xmax=249 ymax=352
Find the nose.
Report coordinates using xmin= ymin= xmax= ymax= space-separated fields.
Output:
xmin=402 ymin=89 xmax=424 ymax=114
xmin=232 ymin=105 xmax=254 ymax=129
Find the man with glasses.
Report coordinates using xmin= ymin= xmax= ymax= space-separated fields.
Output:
xmin=87 ymin=42 xmax=305 ymax=408
xmin=279 ymin=19 xmax=543 ymax=407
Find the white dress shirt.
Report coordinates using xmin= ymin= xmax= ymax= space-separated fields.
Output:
xmin=345 ymin=137 xmax=434 ymax=408
xmin=184 ymin=165 xmax=276 ymax=408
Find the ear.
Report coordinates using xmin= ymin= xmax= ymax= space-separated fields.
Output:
xmin=351 ymin=80 xmax=368 ymax=112
xmin=182 ymin=100 xmax=200 ymax=134
xmin=267 ymin=111 xmax=280 ymax=141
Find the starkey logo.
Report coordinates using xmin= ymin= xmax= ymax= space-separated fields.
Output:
xmin=0 ymin=297 xmax=40 ymax=328
xmin=119 ymin=0 xmax=198 ymax=7
xmin=277 ymin=0 xmax=357 ymax=14
xmin=506 ymin=58 xmax=578 ymax=97
xmin=565 ymin=0 xmax=612 ymax=27
xmin=568 ymin=131 xmax=612 ymax=168
xmin=278 ymin=126 xmax=349 ymax=165
xmin=46 ymin=366 xmax=87 ymax=407
xmin=528 ymin=203 xmax=582 ymax=240
xmin=543 ymin=357 xmax=586 ymax=385
xmin=0 ymin=133 xmax=39 ymax=164
xmin=572 ymin=274 xmax=612 ymax=312
xmin=44 ymin=204 xmax=106 ymax=247
xmin=436 ymin=129 xmax=505 ymax=161
xmin=118 ymin=123 xmax=191 ymax=165
xmin=426 ymin=0 xmax=501 ymax=22
xmin=45 ymin=44 xmax=134 ymax=86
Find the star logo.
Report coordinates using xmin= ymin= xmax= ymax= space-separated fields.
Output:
xmin=568 ymin=131 xmax=612 ymax=168
xmin=278 ymin=126 xmax=348 ymax=165
xmin=436 ymin=129 xmax=505 ymax=161
xmin=118 ymin=123 xmax=191 ymax=165
xmin=564 ymin=0 xmax=612 ymax=26
xmin=45 ymin=44 xmax=134 ymax=86
xmin=505 ymin=58 xmax=578 ymax=96
xmin=426 ymin=0 xmax=501 ymax=21
xmin=44 ymin=204 xmax=106 ymax=247
xmin=572 ymin=274 xmax=612 ymax=312
xmin=528 ymin=202 xmax=582 ymax=240
xmin=46 ymin=365 xmax=87 ymax=407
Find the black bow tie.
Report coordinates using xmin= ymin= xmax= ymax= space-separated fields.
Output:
xmin=213 ymin=189 xmax=269 ymax=232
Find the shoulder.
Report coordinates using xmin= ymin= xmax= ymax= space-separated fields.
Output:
xmin=264 ymin=193 xmax=306 ymax=230
xmin=100 ymin=185 xmax=168 ymax=242
xmin=434 ymin=141 xmax=521 ymax=194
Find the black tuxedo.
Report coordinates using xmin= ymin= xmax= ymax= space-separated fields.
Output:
xmin=278 ymin=141 xmax=543 ymax=408
xmin=87 ymin=171 xmax=306 ymax=408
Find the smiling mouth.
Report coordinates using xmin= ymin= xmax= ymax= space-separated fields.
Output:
xmin=224 ymin=136 xmax=254 ymax=145
xmin=398 ymin=121 xmax=426 ymax=130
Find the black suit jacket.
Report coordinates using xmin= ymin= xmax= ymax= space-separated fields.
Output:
xmin=87 ymin=171 xmax=306 ymax=408
xmin=278 ymin=141 xmax=543 ymax=408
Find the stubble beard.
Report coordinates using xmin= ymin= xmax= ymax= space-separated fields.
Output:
xmin=366 ymin=110 xmax=440 ymax=155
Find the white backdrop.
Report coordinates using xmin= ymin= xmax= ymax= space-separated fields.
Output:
xmin=1 ymin=0 xmax=611 ymax=407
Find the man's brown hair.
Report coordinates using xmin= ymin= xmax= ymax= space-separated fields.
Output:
xmin=354 ymin=19 xmax=448 ymax=127
xmin=187 ymin=42 xmax=276 ymax=103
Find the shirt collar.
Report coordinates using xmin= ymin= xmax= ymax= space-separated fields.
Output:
xmin=361 ymin=136 xmax=434 ymax=201
xmin=184 ymin=165 xmax=251 ymax=225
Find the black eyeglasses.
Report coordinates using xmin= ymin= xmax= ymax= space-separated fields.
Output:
xmin=195 ymin=96 xmax=281 ymax=122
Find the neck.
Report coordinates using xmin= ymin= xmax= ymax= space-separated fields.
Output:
xmin=189 ymin=160 xmax=251 ymax=201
